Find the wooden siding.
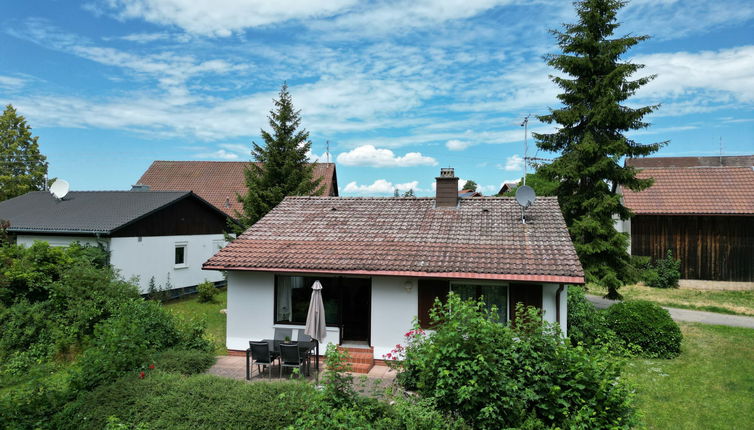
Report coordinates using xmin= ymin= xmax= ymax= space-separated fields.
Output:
xmin=111 ymin=196 xmax=229 ymax=237
xmin=631 ymin=215 xmax=754 ymax=282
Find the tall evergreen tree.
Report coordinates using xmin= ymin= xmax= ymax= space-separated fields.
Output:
xmin=233 ymin=84 xmax=323 ymax=233
xmin=534 ymin=0 xmax=665 ymax=299
xmin=0 ymin=105 xmax=47 ymax=202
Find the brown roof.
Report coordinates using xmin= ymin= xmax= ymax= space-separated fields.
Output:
xmin=136 ymin=161 xmax=338 ymax=217
xmin=622 ymin=157 xmax=754 ymax=214
xmin=204 ymin=196 xmax=584 ymax=283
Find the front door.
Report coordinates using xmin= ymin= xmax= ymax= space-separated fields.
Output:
xmin=508 ymin=283 xmax=543 ymax=324
xmin=339 ymin=278 xmax=371 ymax=344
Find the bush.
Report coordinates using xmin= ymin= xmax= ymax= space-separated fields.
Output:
xmin=196 ymin=280 xmax=217 ymax=303
xmin=645 ymin=250 xmax=681 ymax=289
xmin=150 ymin=349 xmax=216 ymax=375
xmin=395 ymin=294 xmax=636 ymax=429
xmin=625 ymin=255 xmax=652 ymax=285
xmin=605 ymin=300 xmax=682 ymax=358
xmin=0 ymin=365 xmax=75 ymax=430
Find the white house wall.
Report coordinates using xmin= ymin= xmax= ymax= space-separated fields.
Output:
xmin=371 ymin=277 xmax=419 ymax=359
xmin=110 ymin=234 xmax=226 ymax=293
xmin=542 ymin=283 xmax=568 ymax=335
xmin=16 ymin=235 xmax=106 ymax=248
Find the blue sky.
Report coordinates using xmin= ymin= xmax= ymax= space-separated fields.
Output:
xmin=1 ymin=0 xmax=752 ymax=196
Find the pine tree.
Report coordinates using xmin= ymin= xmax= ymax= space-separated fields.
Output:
xmin=233 ymin=84 xmax=323 ymax=233
xmin=534 ymin=0 xmax=666 ymax=299
xmin=0 ymin=105 xmax=47 ymax=202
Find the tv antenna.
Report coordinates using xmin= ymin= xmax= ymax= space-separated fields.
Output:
xmin=515 ymin=184 xmax=536 ymax=224
xmin=49 ymin=179 xmax=69 ymax=200
xmin=521 ymin=114 xmax=531 ymax=185
xmin=326 ymin=140 xmax=330 ymax=163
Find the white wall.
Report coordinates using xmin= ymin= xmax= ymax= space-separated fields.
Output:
xmin=542 ymin=283 xmax=568 ymax=335
xmin=110 ymin=234 xmax=226 ymax=293
xmin=224 ymin=271 xmax=340 ymax=352
xmin=613 ymin=215 xmax=632 ymax=254
xmin=371 ymin=277 xmax=419 ymax=359
xmin=17 ymin=235 xmax=106 ymax=248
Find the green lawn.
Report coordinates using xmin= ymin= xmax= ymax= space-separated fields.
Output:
xmin=164 ymin=289 xmax=227 ymax=353
xmin=624 ymin=323 xmax=754 ymax=430
xmin=588 ymin=283 xmax=754 ymax=316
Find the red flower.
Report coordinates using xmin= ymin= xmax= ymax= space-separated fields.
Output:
xmin=386 ymin=353 xmax=392 ymax=359
xmin=149 ymin=364 xmax=155 ymax=370
xmin=139 ymin=371 xmax=145 ymax=379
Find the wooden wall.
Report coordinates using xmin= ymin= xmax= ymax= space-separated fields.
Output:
xmin=112 ymin=196 xmax=229 ymax=237
xmin=631 ymin=215 xmax=754 ymax=282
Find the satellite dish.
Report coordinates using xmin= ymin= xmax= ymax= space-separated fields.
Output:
xmin=49 ymin=179 xmax=70 ymax=200
xmin=515 ymin=185 xmax=536 ymax=208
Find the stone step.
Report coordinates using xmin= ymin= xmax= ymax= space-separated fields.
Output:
xmin=349 ymin=362 xmax=374 ymax=374
xmin=338 ymin=345 xmax=375 ymax=373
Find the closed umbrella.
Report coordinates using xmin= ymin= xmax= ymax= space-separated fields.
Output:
xmin=304 ymin=280 xmax=326 ymax=380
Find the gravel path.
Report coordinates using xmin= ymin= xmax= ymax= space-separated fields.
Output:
xmin=587 ymin=295 xmax=754 ymax=329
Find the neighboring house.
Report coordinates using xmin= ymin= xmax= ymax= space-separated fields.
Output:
xmin=458 ymin=189 xmax=483 ymax=197
xmin=204 ymin=168 xmax=584 ymax=371
xmin=498 ymin=182 xmax=519 ymax=195
xmin=0 ymin=190 xmax=231 ymax=293
xmin=620 ymin=155 xmax=754 ymax=282
xmin=135 ymin=160 xmax=339 ymax=217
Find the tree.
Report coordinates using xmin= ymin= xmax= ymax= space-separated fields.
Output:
xmin=402 ymin=188 xmax=415 ymax=197
xmin=233 ymin=84 xmax=323 ymax=233
xmin=0 ymin=105 xmax=47 ymax=202
xmin=533 ymin=0 xmax=665 ymax=299
xmin=462 ymin=180 xmax=478 ymax=192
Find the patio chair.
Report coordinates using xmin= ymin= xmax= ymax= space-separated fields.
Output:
xmin=274 ymin=327 xmax=293 ymax=341
xmin=279 ymin=343 xmax=308 ymax=378
xmin=247 ymin=341 xmax=278 ymax=380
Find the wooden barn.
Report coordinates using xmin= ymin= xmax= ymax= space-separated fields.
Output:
xmin=620 ymin=156 xmax=754 ymax=282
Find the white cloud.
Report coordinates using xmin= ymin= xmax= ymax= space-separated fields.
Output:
xmin=500 ymin=154 xmax=524 ymax=171
xmin=343 ymin=179 xmax=420 ymax=195
xmin=96 ymin=0 xmax=357 ymax=36
xmin=0 ymin=75 xmax=26 ymax=90
xmin=194 ymin=149 xmax=239 ymax=160
xmin=445 ymin=139 xmax=472 ymax=151
xmin=336 ymin=145 xmax=437 ymax=167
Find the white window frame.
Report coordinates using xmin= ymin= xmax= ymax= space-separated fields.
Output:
xmin=174 ymin=242 xmax=188 ymax=269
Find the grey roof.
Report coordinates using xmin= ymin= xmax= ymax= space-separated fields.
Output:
xmin=0 ymin=191 xmax=194 ymax=235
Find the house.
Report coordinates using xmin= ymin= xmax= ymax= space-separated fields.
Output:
xmin=0 ymin=190 xmax=231 ymax=294
xmin=498 ymin=181 xmax=519 ymax=195
xmin=620 ymin=155 xmax=754 ymax=282
xmin=135 ymin=161 xmax=339 ymax=217
xmin=203 ymin=168 xmax=584 ymax=371
xmin=458 ymin=189 xmax=483 ymax=198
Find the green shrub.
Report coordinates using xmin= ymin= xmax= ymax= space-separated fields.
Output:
xmin=150 ymin=349 xmax=216 ymax=375
xmin=605 ymin=300 xmax=682 ymax=358
xmin=396 ymin=293 xmax=636 ymax=429
xmin=196 ymin=280 xmax=217 ymax=303
xmin=0 ymin=364 xmax=75 ymax=430
xmin=645 ymin=250 xmax=681 ymax=289
xmin=54 ymin=373 xmax=318 ymax=430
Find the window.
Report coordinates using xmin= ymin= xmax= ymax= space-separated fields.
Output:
xmin=174 ymin=243 xmax=187 ymax=267
xmin=451 ymin=283 xmax=508 ymax=323
xmin=274 ymin=276 xmax=369 ymax=326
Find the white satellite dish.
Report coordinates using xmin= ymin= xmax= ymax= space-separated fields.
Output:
xmin=49 ymin=179 xmax=70 ymax=200
xmin=515 ymin=185 xmax=536 ymax=208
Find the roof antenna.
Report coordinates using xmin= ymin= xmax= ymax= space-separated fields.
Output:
xmin=326 ymin=140 xmax=330 ymax=164
xmin=719 ymin=136 xmax=723 ymax=166
xmin=521 ymin=114 xmax=530 ymax=186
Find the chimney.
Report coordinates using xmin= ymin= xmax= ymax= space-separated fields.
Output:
xmin=435 ymin=167 xmax=459 ymax=207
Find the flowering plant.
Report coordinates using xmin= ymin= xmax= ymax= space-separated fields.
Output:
xmin=382 ymin=327 xmax=426 ymax=389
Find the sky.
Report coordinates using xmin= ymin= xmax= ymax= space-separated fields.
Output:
xmin=1 ymin=0 xmax=752 ymax=196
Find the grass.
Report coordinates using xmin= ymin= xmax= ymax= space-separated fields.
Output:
xmin=164 ymin=289 xmax=227 ymax=353
xmin=624 ymin=322 xmax=754 ymax=429
xmin=587 ymin=283 xmax=754 ymax=316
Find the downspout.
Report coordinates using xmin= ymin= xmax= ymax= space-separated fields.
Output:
xmin=555 ymin=284 xmax=565 ymax=325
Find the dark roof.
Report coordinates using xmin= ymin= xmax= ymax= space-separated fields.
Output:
xmin=622 ymin=156 xmax=754 ymax=215
xmin=458 ymin=189 xmax=482 ymax=198
xmin=136 ymin=161 xmax=338 ymax=217
xmin=204 ymin=196 xmax=584 ymax=283
xmin=0 ymin=190 xmax=213 ymax=234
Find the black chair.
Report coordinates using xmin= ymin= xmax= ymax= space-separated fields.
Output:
xmin=279 ymin=343 xmax=308 ymax=378
xmin=247 ymin=341 xmax=278 ymax=380
xmin=274 ymin=327 xmax=293 ymax=341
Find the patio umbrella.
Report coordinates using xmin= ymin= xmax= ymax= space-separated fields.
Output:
xmin=304 ymin=280 xmax=326 ymax=382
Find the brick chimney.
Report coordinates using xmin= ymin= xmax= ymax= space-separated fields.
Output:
xmin=435 ymin=168 xmax=459 ymax=207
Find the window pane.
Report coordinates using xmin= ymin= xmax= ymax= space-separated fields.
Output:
xmin=276 ymin=276 xmax=340 ymax=325
xmin=452 ymin=284 xmax=476 ymax=301
xmin=480 ymin=285 xmax=507 ymax=323
xmin=174 ymin=246 xmax=185 ymax=265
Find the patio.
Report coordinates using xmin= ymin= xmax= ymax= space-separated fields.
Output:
xmin=207 ymin=355 xmax=398 ymax=393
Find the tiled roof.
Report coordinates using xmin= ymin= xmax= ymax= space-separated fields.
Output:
xmin=622 ymin=166 xmax=754 ymax=215
xmin=136 ymin=161 xmax=338 ymax=217
xmin=204 ymin=196 xmax=584 ymax=283
xmin=0 ymin=191 xmax=194 ymax=234
xmin=627 ymin=155 xmax=754 ymax=169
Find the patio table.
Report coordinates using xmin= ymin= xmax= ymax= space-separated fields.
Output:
xmin=246 ymin=339 xmax=319 ymax=379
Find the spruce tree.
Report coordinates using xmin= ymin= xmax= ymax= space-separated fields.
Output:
xmin=0 ymin=105 xmax=48 ymax=202
xmin=233 ymin=84 xmax=323 ymax=233
xmin=534 ymin=0 xmax=666 ymax=299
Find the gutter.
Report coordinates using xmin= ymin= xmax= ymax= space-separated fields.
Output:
xmin=555 ymin=283 xmax=565 ymax=325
